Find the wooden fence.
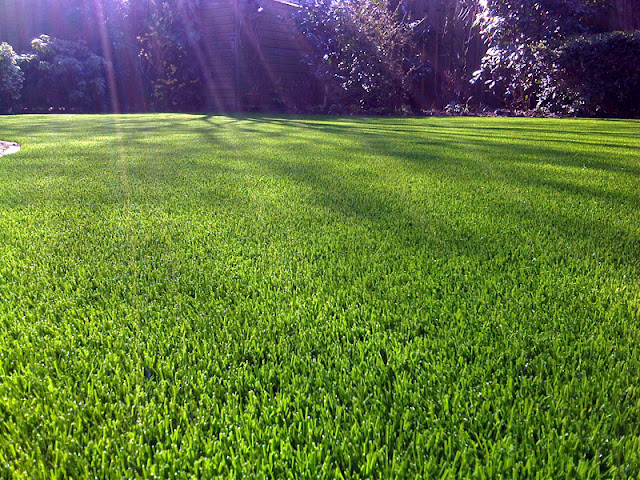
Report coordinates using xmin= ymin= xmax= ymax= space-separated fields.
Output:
xmin=200 ymin=0 xmax=312 ymax=111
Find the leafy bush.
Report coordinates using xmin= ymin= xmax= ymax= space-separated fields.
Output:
xmin=18 ymin=35 xmax=107 ymax=112
xmin=472 ymin=42 xmax=549 ymax=110
xmin=472 ymin=0 xmax=602 ymax=111
xmin=0 ymin=42 xmax=24 ymax=113
xmin=553 ymin=31 xmax=640 ymax=117
xmin=296 ymin=0 xmax=426 ymax=113
xmin=138 ymin=1 xmax=204 ymax=111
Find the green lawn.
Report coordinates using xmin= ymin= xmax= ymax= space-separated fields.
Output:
xmin=0 ymin=114 xmax=638 ymax=479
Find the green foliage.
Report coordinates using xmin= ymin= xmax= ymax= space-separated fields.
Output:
xmin=554 ymin=31 xmax=640 ymax=117
xmin=476 ymin=0 xmax=595 ymax=45
xmin=472 ymin=41 xmax=549 ymax=110
xmin=0 ymin=42 xmax=23 ymax=113
xmin=1 ymin=0 xmax=639 ymax=115
xmin=472 ymin=0 xmax=608 ymax=110
xmin=138 ymin=1 xmax=204 ymax=111
xmin=17 ymin=35 xmax=107 ymax=112
xmin=0 ymin=114 xmax=639 ymax=478
xmin=296 ymin=0 xmax=425 ymax=113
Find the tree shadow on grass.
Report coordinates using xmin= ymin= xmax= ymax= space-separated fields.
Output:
xmin=2 ymin=113 xmax=638 ymax=271
xmin=234 ymin=115 xmax=640 ymax=272
xmin=242 ymin=115 xmax=640 ymax=176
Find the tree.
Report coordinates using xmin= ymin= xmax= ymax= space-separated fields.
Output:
xmin=554 ymin=32 xmax=640 ymax=117
xmin=18 ymin=35 xmax=107 ymax=112
xmin=138 ymin=0 xmax=204 ymax=111
xmin=296 ymin=0 xmax=426 ymax=113
xmin=472 ymin=0 xmax=607 ymax=110
xmin=0 ymin=42 xmax=23 ymax=113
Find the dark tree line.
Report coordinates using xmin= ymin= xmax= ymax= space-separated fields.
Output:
xmin=470 ymin=0 xmax=640 ymax=116
xmin=0 ymin=0 xmax=206 ymax=113
xmin=1 ymin=0 xmax=639 ymax=116
xmin=295 ymin=0 xmax=640 ymax=116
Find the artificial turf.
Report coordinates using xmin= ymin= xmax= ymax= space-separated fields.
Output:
xmin=0 ymin=114 xmax=638 ymax=479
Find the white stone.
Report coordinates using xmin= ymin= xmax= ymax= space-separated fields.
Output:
xmin=0 ymin=141 xmax=21 ymax=157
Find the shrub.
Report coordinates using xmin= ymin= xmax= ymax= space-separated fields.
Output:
xmin=472 ymin=42 xmax=550 ymax=111
xmin=0 ymin=42 xmax=23 ymax=113
xmin=138 ymin=1 xmax=204 ymax=111
xmin=553 ymin=31 xmax=640 ymax=117
xmin=296 ymin=0 xmax=426 ymax=114
xmin=472 ymin=0 xmax=601 ymax=111
xmin=18 ymin=35 xmax=107 ymax=112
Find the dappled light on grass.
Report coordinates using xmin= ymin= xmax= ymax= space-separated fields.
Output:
xmin=0 ymin=114 xmax=638 ymax=478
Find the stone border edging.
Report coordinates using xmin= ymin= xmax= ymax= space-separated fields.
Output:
xmin=0 ymin=141 xmax=21 ymax=157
